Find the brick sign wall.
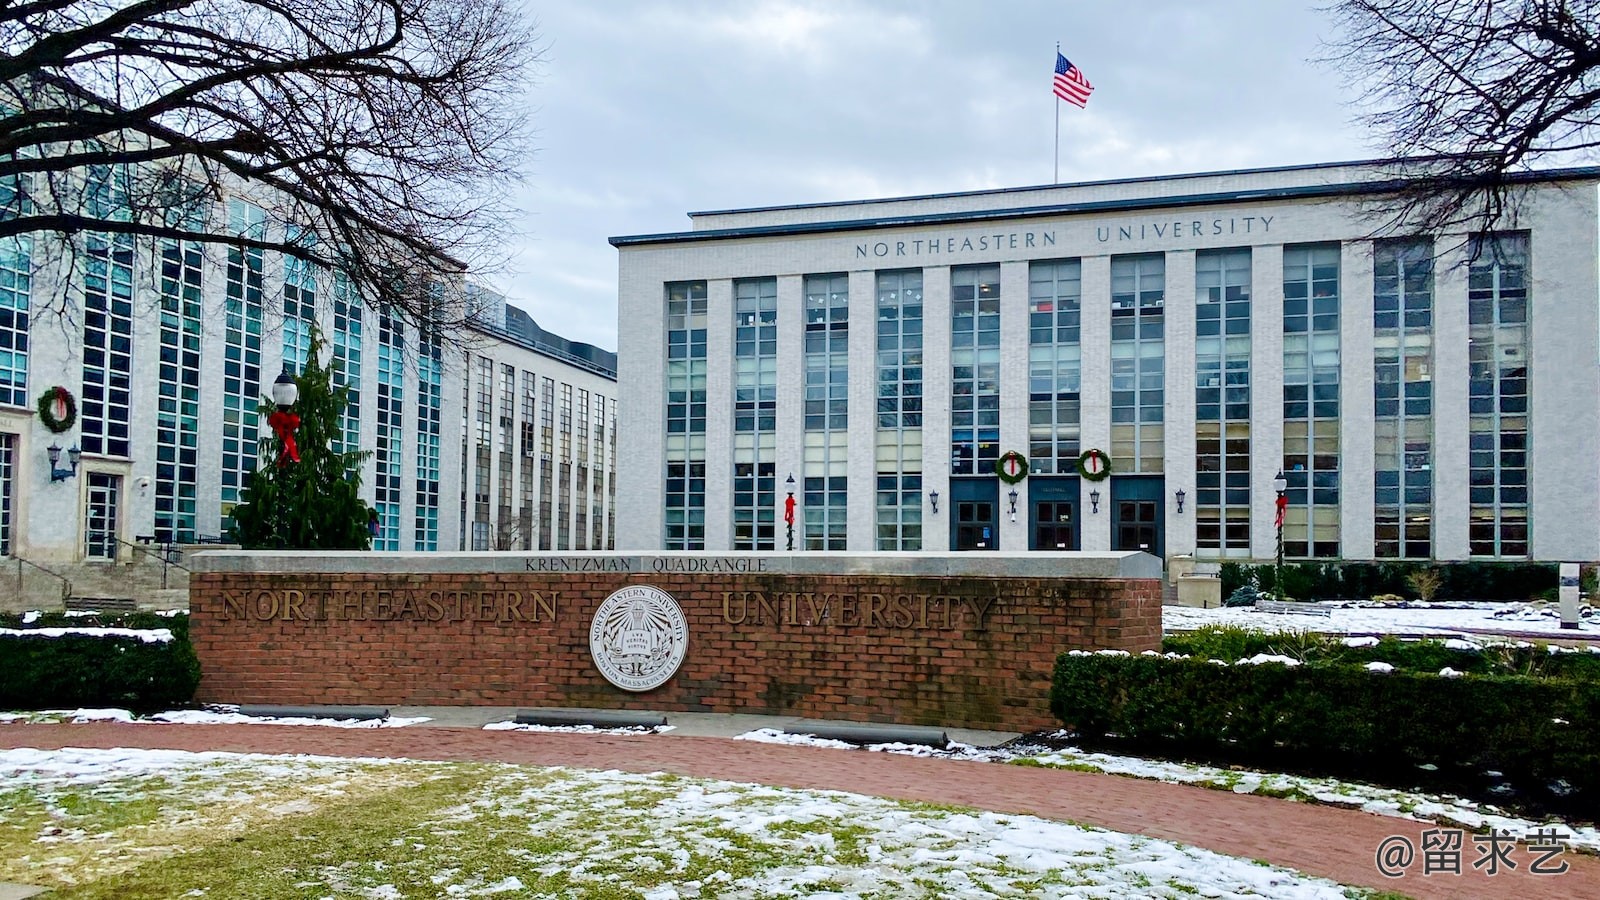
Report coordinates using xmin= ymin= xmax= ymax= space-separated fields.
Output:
xmin=190 ymin=554 xmax=1161 ymax=733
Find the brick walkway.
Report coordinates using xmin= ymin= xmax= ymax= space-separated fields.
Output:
xmin=2 ymin=723 xmax=1596 ymax=899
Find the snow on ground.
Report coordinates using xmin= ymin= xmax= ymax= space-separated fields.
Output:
xmin=734 ymin=730 xmax=1600 ymax=855
xmin=0 ymin=746 xmax=1362 ymax=898
xmin=1164 ymin=600 xmax=1600 ymax=637
xmin=0 ymin=707 xmax=431 ymax=728
xmin=483 ymin=720 xmax=676 ymax=735
xmin=0 ymin=626 xmax=174 ymax=642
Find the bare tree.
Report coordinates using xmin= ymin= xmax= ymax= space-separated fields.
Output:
xmin=0 ymin=0 xmax=538 ymax=329
xmin=1323 ymin=0 xmax=1600 ymax=234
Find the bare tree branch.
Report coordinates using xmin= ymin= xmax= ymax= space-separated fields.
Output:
xmin=1321 ymin=0 xmax=1600 ymax=234
xmin=1 ymin=0 xmax=539 ymax=334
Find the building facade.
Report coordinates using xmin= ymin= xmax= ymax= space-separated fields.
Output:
xmin=0 ymin=219 xmax=617 ymax=563
xmin=612 ymin=161 xmax=1600 ymax=564
xmin=458 ymin=292 xmax=619 ymax=552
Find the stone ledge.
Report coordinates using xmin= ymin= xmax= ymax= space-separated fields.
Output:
xmin=191 ymin=550 xmax=1163 ymax=580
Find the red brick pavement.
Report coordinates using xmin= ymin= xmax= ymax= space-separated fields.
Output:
xmin=2 ymin=723 xmax=1595 ymax=899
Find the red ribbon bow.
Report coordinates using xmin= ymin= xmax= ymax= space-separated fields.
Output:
xmin=784 ymin=495 xmax=795 ymax=526
xmin=267 ymin=409 xmax=301 ymax=465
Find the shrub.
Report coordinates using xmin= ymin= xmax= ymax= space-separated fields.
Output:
xmin=1161 ymin=629 xmax=1600 ymax=682
xmin=1223 ymin=585 xmax=1260 ymax=608
xmin=1406 ymin=567 xmax=1444 ymax=602
xmin=1201 ymin=560 xmax=1563 ymax=602
xmin=0 ymin=617 xmax=199 ymax=711
xmin=1051 ymin=652 xmax=1600 ymax=814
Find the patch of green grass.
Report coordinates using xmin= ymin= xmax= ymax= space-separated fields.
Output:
xmin=46 ymin=766 xmax=499 ymax=900
xmin=1008 ymin=757 xmax=1105 ymax=774
xmin=50 ymin=787 xmax=169 ymax=832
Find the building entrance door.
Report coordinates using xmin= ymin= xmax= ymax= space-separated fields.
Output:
xmin=1114 ymin=500 xmax=1158 ymax=553
xmin=950 ymin=478 xmax=998 ymax=550
xmin=85 ymin=472 xmax=120 ymax=560
xmin=1028 ymin=476 xmax=1079 ymax=550
xmin=1109 ymin=475 xmax=1164 ymax=557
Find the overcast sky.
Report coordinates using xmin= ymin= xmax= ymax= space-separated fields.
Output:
xmin=491 ymin=1 xmax=1373 ymax=351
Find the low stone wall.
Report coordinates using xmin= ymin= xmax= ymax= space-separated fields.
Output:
xmin=189 ymin=552 xmax=1162 ymax=733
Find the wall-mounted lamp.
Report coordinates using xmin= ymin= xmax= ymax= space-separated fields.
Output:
xmin=1175 ymin=489 xmax=1186 ymax=514
xmin=1089 ymin=488 xmax=1101 ymax=515
xmin=1007 ymin=488 xmax=1018 ymax=522
xmin=928 ymin=490 xmax=940 ymax=514
xmin=47 ymin=443 xmax=81 ymax=482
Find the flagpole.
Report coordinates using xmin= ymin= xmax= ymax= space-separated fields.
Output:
xmin=1053 ymin=42 xmax=1060 ymax=184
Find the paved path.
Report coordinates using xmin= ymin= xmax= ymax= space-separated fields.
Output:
xmin=2 ymin=723 xmax=1596 ymax=899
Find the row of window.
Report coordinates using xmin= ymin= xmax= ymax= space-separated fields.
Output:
xmin=661 ymin=234 xmax=1532 ymax=558
xmin=462 ymin=358 xmax=616 ymax=551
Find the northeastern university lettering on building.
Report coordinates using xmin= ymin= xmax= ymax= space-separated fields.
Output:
xmin=853 ymin=216 xmax=1277 ymax=259
xmin=611 ymin=159 xmax=1600 ymax=564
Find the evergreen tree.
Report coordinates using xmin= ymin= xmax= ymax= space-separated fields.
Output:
xmin=229 ymin=330 xmax=374 ymax=550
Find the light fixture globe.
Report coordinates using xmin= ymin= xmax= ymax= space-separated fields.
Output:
xmin=271 ymin=370 xmax=298 ymax=409
xmin=1272 ymin=470 xmax=1288 ymax=495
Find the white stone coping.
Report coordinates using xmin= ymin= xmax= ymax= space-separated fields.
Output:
xmin=192 ymin=550 xmax=1162 ymax=580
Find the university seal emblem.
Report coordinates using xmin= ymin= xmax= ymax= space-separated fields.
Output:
xmin=588 ymin=585 xmax=688 ymax=692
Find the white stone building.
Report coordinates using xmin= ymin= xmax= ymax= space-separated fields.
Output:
xmin=611 ymin=160 xmax=1600 ymax=564
xmin=0 ymin=227 xmax=617 ymax=566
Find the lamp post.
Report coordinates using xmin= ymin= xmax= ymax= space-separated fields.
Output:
xmin=1007 ymin=488 xmax=1018 ymax=523
xmin=271 ymin=369 xmax=299 ymax=408
xmin=1272 ymin=470 xmax=1288 ymax=600
xmin=784 ymin=473 xmax=796 ymax=551
xmin=267 ymin=368 xmax=302 ymax=466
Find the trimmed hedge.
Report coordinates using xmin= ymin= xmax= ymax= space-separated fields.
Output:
xmin=1051 ymin=652 xmax=1600 ymax=814
xmin=1164 ymin=627 xmax=1600 ymax=681
xmin=0 ymin=614 xmax=200 ymax=711
xmin=1218 ymin=560 xmax=1565 ymax=602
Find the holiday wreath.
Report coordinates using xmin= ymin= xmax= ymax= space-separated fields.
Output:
xmin=995 ymin=450 xmax=1029 ymax=485
xmin=36 ymin=386 xmax=77 ymax=434
xmin=1076 ymin=448 xmax=1112 ymax=481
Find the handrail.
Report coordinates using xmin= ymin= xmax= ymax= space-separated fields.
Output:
xmin=112 ymin=535 xmax=193 ymax=573
xmin=11 ymin=554 xmax=73 ymax=604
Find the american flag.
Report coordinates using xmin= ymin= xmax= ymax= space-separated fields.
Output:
xmin=1053 ymin=52 xmax=1093 ymax=108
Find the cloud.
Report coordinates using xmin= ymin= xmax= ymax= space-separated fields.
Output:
xmin=497 ymin=1 xmax=1372 ymax=351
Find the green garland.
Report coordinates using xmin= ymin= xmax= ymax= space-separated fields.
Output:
xmin=1077 ymin=448 xmax=1112 ymax=482
xmin=36 ymin=385 xmax=77 ymax=434
xmin=995 ymin=450 xmax=1029 ymax=485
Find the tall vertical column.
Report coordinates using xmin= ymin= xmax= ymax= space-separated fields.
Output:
xmin=1529 ymin=190 xmax=1600 ymax=560
xmin=847 ymin=269 xmax=878 ymax=550
xmin=613 ymin=267 xmax=664 ymax=550
xmin=1432 ymin=237 xmax=1471 ymax=560
xmin=1079 ymin=255 xmax=1112 ymax=551
xmin=1248 ymin=247 xmax=1286 ymax=561
xmin=703 ymin=278 xmax=735 ymax=550
xmin=1339 ymin=241 xmax=1376 ymax=558
xmin=998 ymin=261 xmax=1031 ymax=545
xmin=774 ymin=274 xmax=806 ymax=551
xmin=1162 ymin=250 xmax=1197 ymax=558
xmin=921 ymin=265 xmax=952 ymax=550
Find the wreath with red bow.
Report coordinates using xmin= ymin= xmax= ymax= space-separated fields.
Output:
xmin=36 ymin=386 xmax=77 ymax=433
